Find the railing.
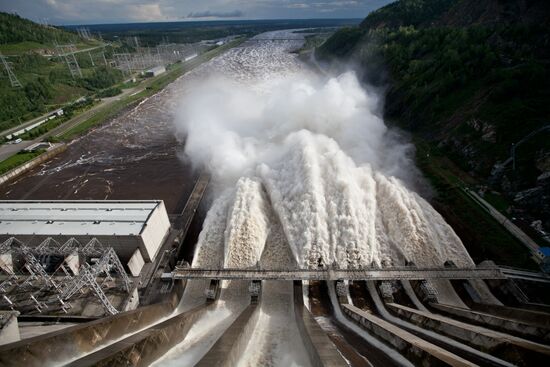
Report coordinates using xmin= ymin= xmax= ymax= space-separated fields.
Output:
xmin=171 ymin=266 xmax=505 ymax=280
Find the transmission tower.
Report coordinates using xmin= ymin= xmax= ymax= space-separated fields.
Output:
xmin=56 ymin=44 xmax=82 ymax=79
xmin=0 ymin=52 xmax=22 ymax=88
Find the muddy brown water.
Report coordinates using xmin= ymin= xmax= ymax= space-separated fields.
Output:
xmin=0 ymin=92 xmax=198 ymax=215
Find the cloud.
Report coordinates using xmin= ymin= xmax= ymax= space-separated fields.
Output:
xmin=127 ymin=4 xmax=163 ymax=21
xmin=0 ymin=0 xmax=394 ymax=24
xmin=187 ymin=10 xmax=244 ymax=19
xmin=287 ymin=3 xmax=310 ymax=9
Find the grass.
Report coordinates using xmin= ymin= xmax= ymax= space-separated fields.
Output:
xmin=0 ymin=41 xmax=48 ymax=54
xmin=0 ymin=150 xmax=43 ymax=174
xmin=414 ymin=138 xmax=539 ymax=270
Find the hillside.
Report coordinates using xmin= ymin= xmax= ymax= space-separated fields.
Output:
xmin=0 ymin=12 xmax=122 ymax=132
xmin=317 ymin=0 xmax=550 ymax=263
xmin=0 ymin=12 xmax=75 ymax=47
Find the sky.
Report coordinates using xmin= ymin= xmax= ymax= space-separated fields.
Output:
xmin=0 ymin=0 xmax=393 ymax=25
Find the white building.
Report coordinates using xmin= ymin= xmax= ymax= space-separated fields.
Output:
xmin=145 ymin=65 xmax=166 ymax=77
xmin=0 ymin=200 xmax=171 ymax=276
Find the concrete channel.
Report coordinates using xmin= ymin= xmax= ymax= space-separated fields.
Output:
xmin=195 ymin=303 xmax=260 ymax=367
xmin=431 ymin=302 xmax=550 ymax=343
xmin=293 ymin=281 xmax=348 ymax=366
xmin=363 ymin=281 xmax=515 ymax=367
xmin=0 ymin=298 xmax=177 ymax=366
xmin=342 ymin=304 xmax=475 ymax=366
xmin=387 ymin=302 xmax=550 ymax=365
xmin=471 ymin=302 xmax=550 ymax=328
xmin=66 ymin=304 xmax=209 ymax=367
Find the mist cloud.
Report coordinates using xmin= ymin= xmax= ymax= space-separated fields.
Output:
xmin=174 ymin=71 xmax=421 ymax=192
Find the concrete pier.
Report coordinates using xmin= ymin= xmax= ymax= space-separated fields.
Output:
xmin=196 ymin=304 xmax=259 ymax=367
xmin=472 ymin=302 xmax=550 ymax=329
xmin=66 ymin=305 xmax=208 ymax=367
xmin=431 ymin=303 xmax=550 ymax=342
xmin=342 ymin=303 xmax=475 ymax=366
xmin=294 ymin=281 xmax=348 ymax=366
xmin=0 ymin=301 xmax=175 ymax=367
xmin=387 ymin=302 xmax=550 ymax=364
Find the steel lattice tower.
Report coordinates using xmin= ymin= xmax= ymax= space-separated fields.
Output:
xmin=0 ymin=52 xmax=22 ymax=88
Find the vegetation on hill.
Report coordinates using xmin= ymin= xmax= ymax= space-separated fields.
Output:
xmin=317 ymin=0 xmax=550 ymax=265
xmin=0 ymin=12 xmax=75 ymax=45
xmin=0 ymin=12 xmax=123 ymax=132
xmin=359 ymin=0 xmax=455 ymax=29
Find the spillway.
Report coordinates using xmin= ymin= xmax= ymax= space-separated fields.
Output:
xmin=156 ymin=29 xmax=476 ymax=366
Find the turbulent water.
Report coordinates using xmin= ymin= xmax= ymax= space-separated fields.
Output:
xmin=154 ymin=29 xmax=474 ymax=366
xmin=175 ymin=30 xmax=473 ymax=270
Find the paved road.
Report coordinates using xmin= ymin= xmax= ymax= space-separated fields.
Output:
xmin=464 ymin=188 xmax=542 ymax=261
xmin=54 ymin=43 xmax=109 ymax=57
xmin=0 ymin=87 xmax=140 ymax=162
xmin=52 ymin=86 xmax=143 ymax=138
xmin=0 ymin=141 xmax=35 ymax=161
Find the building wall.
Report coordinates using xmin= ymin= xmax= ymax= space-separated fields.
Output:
xmin=128 ymin=248 xmax=145 ymax=277
xmin=140 ymin=201 xmax=171 ymax=262
xmin=0 ymin=312 xmax=20 ymax=346
xmin=0 ymin=200 xmax=171 ymax=271
xmin=0 ymin=234 xmax=142 ymax=263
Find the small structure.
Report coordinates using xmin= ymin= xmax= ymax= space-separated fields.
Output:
xmin=184 ymin=54 xmax=197 ymax=62
xmin=145 ymin=66 xmax=166 ymax=77
xmin=538 ymin=247 xmax=550 ymax=273
xmin=23 ymin=142 xmax=52 ymax=153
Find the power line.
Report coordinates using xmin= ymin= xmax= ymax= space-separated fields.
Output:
xmin=55 ymin=42 xmax=83 ymax=79
xmin=0 ymin=52 xmax=22 ymax=88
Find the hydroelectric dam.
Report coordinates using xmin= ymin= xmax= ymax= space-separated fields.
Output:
xmin=1 ymin=167 xmax=549 ymax=367
xmin=0 ymin=31 xmax=549 ymax=367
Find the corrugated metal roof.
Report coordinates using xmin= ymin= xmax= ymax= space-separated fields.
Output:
xmin=0 ymin=200 xmax=162 ymax=237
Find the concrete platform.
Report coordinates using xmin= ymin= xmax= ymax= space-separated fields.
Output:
xmin=342 ymin=303 xmax=475 ymax=366
xmin=387 ymin=302 xmax=550 ymax=364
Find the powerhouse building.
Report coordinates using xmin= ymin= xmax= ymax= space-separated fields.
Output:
xmin=0 ymin=200 xmax=171 ymax=276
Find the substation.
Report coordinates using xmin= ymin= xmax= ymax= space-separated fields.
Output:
xmin=0 ymin=172 xmax=549 ymax=366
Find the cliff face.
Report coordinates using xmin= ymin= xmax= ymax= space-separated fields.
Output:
xmin=317 ymin=0 xmax=550 ymax=240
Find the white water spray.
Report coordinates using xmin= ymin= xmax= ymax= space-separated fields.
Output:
xmin=174 ymin=66 xmax=473 ymax=269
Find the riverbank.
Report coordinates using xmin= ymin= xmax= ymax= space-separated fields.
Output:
xmin=0 ymin=144 xmax=66 ymax=186
xmin=0 ymin=38 xmax=246 ymax=187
